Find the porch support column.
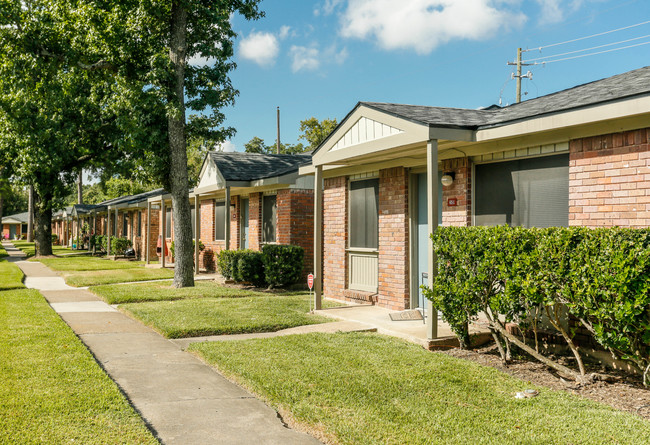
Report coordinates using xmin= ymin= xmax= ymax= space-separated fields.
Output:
xmin=146 ymin=201 xmax=151 ymax=264
xmin=426 ymin=138 xmax=439 ymax=340
xmin=314 ymin=165 xmax=323 ymax=310
xmin=115 ymin=209 xmax=118 ymax=237
xmin=224 ymin=187 xmax=231 ymax=251
xmin=107 ymin=208 xmax=111 ymax=254
xmin=161 ymin=201 xmax=166 ymax=268
xmin=194 ymin=195 xmax=200 ymax=275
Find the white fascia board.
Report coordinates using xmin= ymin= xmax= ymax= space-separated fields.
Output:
xmin=298 ymin=164 xmax=316 ymax=176
xmin=477 ymin=95 xmax=650 ymax=142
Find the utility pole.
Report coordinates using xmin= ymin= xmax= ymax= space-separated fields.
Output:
xmin=507 ymin=47 xmax=533 ymax=103
xmin=276 ymin=106 xmax=281 ymax=154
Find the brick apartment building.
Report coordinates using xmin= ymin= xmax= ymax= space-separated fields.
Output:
xmin=306 ymin=66 xmax=650 ymax=338
xmin=150 ymin=151 xmax=314 ymax=276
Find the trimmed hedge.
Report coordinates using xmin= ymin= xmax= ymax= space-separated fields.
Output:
xmin=217 ymin=244 xmax=304 ymax=288
xmin=423 ymin=225 xmax=650 ymax=384
xmin=262 ymin=244 xmax=304 ymax=288
xmin=91 ymin=235 xmax=132 ymax=255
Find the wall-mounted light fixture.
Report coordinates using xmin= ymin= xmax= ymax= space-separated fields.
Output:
xmin=441 ymin=172 xmax=455 ymax=187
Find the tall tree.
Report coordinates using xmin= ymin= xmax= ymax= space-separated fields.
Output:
xmin=244 ymin=137 xmax=305 ymax=154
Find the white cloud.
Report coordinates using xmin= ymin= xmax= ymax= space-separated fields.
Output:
xmin=339 ymin=0 xmax=527 ymax=54
xmin=238 ymin=31 xmax=280 ymax=67
xmin=289 ymin=44 xmax=348 ymax=73
xmin=290 ymin=46 xmax=320 ymax=72
xmin=216 ymin=141 xmax=236 ymax=152
xmin=536 ymin=0 xmax=563 ymax=24
xmin=279 ymin=25 xmax=291 ymax=40
xmin=315 ymin=0 xmax=345 ymax=16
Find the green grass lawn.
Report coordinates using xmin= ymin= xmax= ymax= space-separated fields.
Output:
xmin=92 ymin=280 xmax=269 ymax=304
xmin=62 ymin=268 xmax=176 ymax=287
xmin=37 ymin=256 xmax=147 ymax=271
xmin=120 ymin=295 xmax=339 ymax=338
xmin=0 ymin=243 xmax=7 ymax=257
xmin=0 ymin=288 xmax=157 ymax=444
xmin=191 ymin=332 xmax=650 ymax=445
xmin=0 ymin=259 xmax=25 ymax=291
xmin=12 ymin=240 xmax=76 ymax=257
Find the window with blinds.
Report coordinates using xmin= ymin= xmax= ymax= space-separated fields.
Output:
xmin=215 ymin=202 xmax=225 ymax=240
xmin=262 ymin=195 xmax=277 ymax=243
xmin=349 ymin=178 xmax=379 ymax=249
xmin=474 ymin=154 xmax=569 ymax=228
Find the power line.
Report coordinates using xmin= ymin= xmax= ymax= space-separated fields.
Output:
xmin=523 ymin=20 xmax=650 ymax=52
xmin=523 ymin=33 xmax=650 ymax=63
xmin=526 ymin=40 xmax=650 ymax=65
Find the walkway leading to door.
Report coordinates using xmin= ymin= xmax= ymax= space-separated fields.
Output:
xmin=9 ymin=244 xmax=321 ymax=445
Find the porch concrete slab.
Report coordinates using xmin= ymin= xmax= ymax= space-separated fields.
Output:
xmin=40 ymin=289 xmax=101 ymax=303
xmin=317 ymin=304 xmax=490 ymax=349
xmin=58 ymin=312 xmax=156 ymax=334
xmin=49 ymin=301 xmax=117 ymax=313
xmin=172 ymin=320 xmax=375 ymax=349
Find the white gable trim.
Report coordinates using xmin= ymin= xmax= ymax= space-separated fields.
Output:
xmin=331 ymin=117 xmax=403 ymax=152
xmin=313 ymin=105 xmax=430 ymax=166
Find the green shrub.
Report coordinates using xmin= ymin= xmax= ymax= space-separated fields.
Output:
xmin=262 ymin=244 xmax=304 ymax=288
xmin=237 ymin=251 xmax=265 ymax=287
xmin=169 ymin=240 xmax=205 ymax=258
xmin=423 ymin=225 xmax=650 ymax=384
xmin=217 ymin=249 xmax=250 ymax=281
xmin=111 ymin=237 xmax=132 ymax=255
xmin=51 ymin=234 xmax=58 ymax=243
xmin=217 ymin=250 xmax=236 ymax=279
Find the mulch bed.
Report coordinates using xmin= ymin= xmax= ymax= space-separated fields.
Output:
xmin=445 ymin=345 xmax=650 ymax=420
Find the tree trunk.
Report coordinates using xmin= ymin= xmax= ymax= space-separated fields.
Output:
xmin=77 ymin=171 xmax=83 ymax=204
xmin=168 ymin=2 xmax=193 ymax=288
xmin=34 ymin=189 xmax=53 ymax=256
xmin=27 ymin=185 xmax=34 ymax=242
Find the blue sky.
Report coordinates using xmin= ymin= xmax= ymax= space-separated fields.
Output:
xmin=213 ymin=0 xmax=650 ymax=152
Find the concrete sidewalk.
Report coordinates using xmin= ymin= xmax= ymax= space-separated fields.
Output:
xmin=10 ymin=242 xmax=321 ymax=445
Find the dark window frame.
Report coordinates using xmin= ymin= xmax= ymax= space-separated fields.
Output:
xmin=348 ymin=178 xmax=379 ymax=250
xmin=262 ymin=194 xmax=277 ymax=243
xmin=214 ymin=201 xmax=226 ymax=241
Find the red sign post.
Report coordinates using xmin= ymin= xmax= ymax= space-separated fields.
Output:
xmin=308 ymin=273 xmax=314 ymax=313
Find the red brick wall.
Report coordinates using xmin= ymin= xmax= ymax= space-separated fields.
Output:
xmin=277 ymin=189 xmax=314 ymax=279
xmin=378 ymin=167 xmax=410 ymax=310
xmin=441 ymin=157 xmax=472 ymax=227
xmin=323 ymin=177 xmax=347 ymax=300
xmin=569 ymin=128 xmax=650 ymax=227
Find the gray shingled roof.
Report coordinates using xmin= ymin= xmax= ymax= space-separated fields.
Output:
xmin=1 ymin=212 xmax=29 ymax=223
xmin=209 ymin=152 xmax=312 ymax=182
xmin=98 ymin=188 xmax=166 ymax=207
xmin=361 ymin=65 xmax=650 ymax=131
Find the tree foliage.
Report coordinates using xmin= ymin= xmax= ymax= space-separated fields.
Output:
xmin=299 ymin=117 xmax=338 ymax=149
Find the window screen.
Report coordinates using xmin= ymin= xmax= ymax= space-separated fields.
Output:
xmin=262 ymin=195 xmax=277 ymax=243
xmin=215 ymin=202 xmax=226 ymax=240
xmin=475 ymin=154 xmax=569 ymax=228
xmin=137 ymin=212 xmax=142 ymax=237
xmin=165 ymin=208 xmax=172 ymax=238
xmin=349 ymin=179 xmax=379 ymax=249
xmin=123 ymin=214 xmax=128 ymax=237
